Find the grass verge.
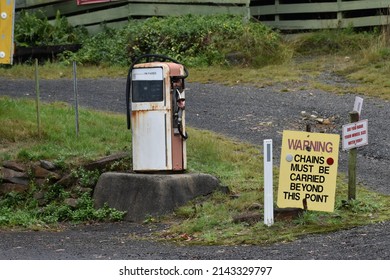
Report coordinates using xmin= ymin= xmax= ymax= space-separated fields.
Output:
xmin=160 ymin=130 xmax=390 ymax=245
xmin=0 ymin=98 xmax=389 ymax=244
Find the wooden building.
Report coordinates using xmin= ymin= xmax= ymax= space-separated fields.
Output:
xmin=15 ymin=0 xmax=390 ymax=32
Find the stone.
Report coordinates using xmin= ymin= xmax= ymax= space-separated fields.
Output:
xmin=56 ymin=173 xmax=76 ymax=188
xmin=1 ymin=167 xmax=28 ymax=180
xmin=0 ymin=183 xmax=29 ymax=194
xmin=233 ymin=212 xmax=261 ymax=225
xmin=71 ymin=186 xmax=93 ymax=194
xmin=248 ymin=202 xmax=263 ymax=211
xmin=33 ymin=191 xmax=45 ymax=200
xmin=6 ymin=177 xmax=30 ymax=186
xmin=83 ymin=152 xmax=129 ymax=171
xmin=0 ymin=167 xmax=29 ymax=185
xmin=35 ymin=178 xmax=47 ymax=186
xmin=93 ymin=172 xmax=221 ymax=222
xmin=2 ymin=161 xmax=26 ymax=172
xmin=31 ymin=164 xmax=61 ymax=180
xmin=64 ymin=198 xmax=78 ymax=208
xmin=274 ymin=207 xmax=305 ymax=221
xmin=40 ymin=160 xmax=57 ymax=171
xmin=33 ymin=191 xmax=46 ymax=206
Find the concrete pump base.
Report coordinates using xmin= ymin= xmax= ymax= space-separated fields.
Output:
xmin=93 ymin=172 xmax=221 ymax=222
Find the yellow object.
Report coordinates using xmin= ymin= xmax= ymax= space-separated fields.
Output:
xmin=0 ymin=0 xmax=15 ymax=65
xmin=277 ymin=130 xmax=340 ymax=212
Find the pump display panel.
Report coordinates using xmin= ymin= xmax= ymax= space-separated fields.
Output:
xmin=131 ymin=67 xmax=164 ymax=102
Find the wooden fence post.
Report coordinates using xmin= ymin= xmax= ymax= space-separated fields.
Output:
xmin=348 ymin=111 xmax=359 ymax=200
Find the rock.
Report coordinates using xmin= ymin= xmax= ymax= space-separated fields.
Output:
xmin=2 ymin=161 xmax=26 ymax=172
xmin=56 ymin=173 xmax=76 ymax=188
xmin=93 ymin=172 xmax=221 ymax=222
xmin=248 ymin=203 xmax=263 ymax=211
xmin=31 ymin=164 xmax=61 ymax=180
xmin=64 ymin=198 xmax=78 ymax=208
xmin=0 ymin=167 xmax=29 ymax=185
xmin=33 ymin=191 xmax=46 ymax=206
xmin=0 ymin=183 xmax=29 ymax=194
xmin=300 ymin=111 xmax=311 ymax=119
xmin=5 ymin=177 xmax=30 ymax=186
xmin=1 ymin=167 xmax=28 ymax=181
xmin=40 ymin=160 xmax=57 ymax=171
xmin=71 ymin=186 xmax=93 ymax=194
xmin=83 ymin=152 xmax=129 ymax=171
xmin=233 ymin=212 xmax=261 ymax=225
xmin=274 ymin=207 xmax=305 ymax=221
xmin=33 ymin=191 xmax=45 ymax=200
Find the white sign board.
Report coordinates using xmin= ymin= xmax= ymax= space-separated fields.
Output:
xmin=342 ymin=119 xmax=368 ymax=150
xmin=353 ymin=96 xmax=364 ymax=118
xmin=132 ymin=67 xmax=163 ymax=81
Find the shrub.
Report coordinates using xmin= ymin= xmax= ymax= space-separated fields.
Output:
xmin=72 ymin=15 xmax=288 ymax=67
xmin=294 ymin=27 xmax=379 ymax=55
xmin=14 ymin=10 xmax=87 ymax=47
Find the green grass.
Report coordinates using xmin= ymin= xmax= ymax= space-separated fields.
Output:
xmin=0 ymin=97 xmax=129 ymax=163
xmin=0 ymin=97 xmax=129 ymax=227
xmin=0 ymin=62 xmax=128 ymax=80
xmin=163 ymin=131 xmax=390 ymax=245
xmin=0 ymin=96 xmax=389 ymax=243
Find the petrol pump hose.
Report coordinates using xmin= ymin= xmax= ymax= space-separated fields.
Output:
xmin=126 ymin=54 xmax=189 ymax=139
xmin=174 ymin=87 xmax=188 ymax=140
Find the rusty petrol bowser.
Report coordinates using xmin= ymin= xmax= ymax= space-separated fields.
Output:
xmin=126 ymin=54 xmax=188 ymax=172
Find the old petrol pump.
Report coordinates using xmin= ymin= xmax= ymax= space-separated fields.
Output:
xmin=126 ymin=54 xmax=188 ymax=172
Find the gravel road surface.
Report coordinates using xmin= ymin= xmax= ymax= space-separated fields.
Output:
xmin=0 ymin=76 xmax=389 ymax=260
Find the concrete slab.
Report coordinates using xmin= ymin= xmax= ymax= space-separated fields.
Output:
xmin=93 ymin=172 xmax=221 ymax=222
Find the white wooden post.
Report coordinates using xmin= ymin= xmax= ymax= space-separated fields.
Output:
xmin=263 ymin=139 xmax=274 ymax=226
xmin=73 ymin=61 xmax=79 ymax=137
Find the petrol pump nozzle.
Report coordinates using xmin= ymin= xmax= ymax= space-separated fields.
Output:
xmin=176 ymin=89 xmax=186 ymax=110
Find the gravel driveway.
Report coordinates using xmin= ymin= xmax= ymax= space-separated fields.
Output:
xmin=0 ymin=76 xmax=389 ymax=260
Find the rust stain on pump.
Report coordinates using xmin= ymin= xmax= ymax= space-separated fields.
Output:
xmin=129 ymin=59 xmax=187 ymax=172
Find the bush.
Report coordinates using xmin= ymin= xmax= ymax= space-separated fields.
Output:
xmin=294 ymin=27 xmax=379 ymax=55
xmin=13 ymin=12 xmax=289 ymax=67
xmin=14 ymin=10 xmax=88 ymax=47
xmin=71 ymin=15 xmax=289 ymax=67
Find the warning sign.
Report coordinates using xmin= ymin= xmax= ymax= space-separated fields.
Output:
xmin=0 ymin=0 xmax=15 ymax=65
xmin=277 ymin=130 xmax=340 ymax=212
xmin=342 ymin=119 xmax=368 ymax=150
